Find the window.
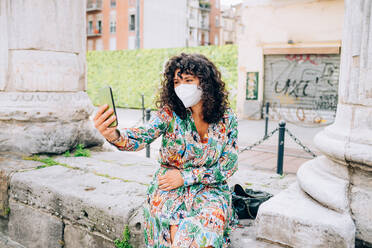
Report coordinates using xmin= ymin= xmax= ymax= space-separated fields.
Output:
xmin=214 ymin=35 xmax=219 ymax=45
xmin=129 ymin=14 xmax=135 ymax=31
xmin=110 ymin=0 xmax=116 ymax=8
xmin=215 ymin=16 xmax=219 ymax=27
xmin=88 ymin=21 xmax=93 ymax=34
xmin=110 ymin=11 xmax=117 ymax=34
xmin=97 ymin=20 xmax=102 ymax=33
xmin=110 ymin=20 xmax=116 ymax=33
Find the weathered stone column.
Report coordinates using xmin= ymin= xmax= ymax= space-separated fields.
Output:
xmin=256 ymin=1 xmax=372 ymax=247
xmin=0 ymin=0 xmax=103 ymax=154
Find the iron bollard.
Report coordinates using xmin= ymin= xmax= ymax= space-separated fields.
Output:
xmin=264 ymin=102 xmax=270 ymax=138
xmin=146 ymin=109 xmax=151 ymax=158
xmin=277 ymin=120 xmax=286 ymax=175
xmin=141 ymin=94 xmax=145 ymax=123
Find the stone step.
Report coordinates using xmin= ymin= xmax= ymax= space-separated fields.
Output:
xmin=256 ymin=182 xmax=355 ymax=248
xmin=0 ymin=231 xmax=25 ymax=248
xmin=297 ymin=156 xmax=349 ymax=213
xmin=230 ymin=220 xmax=287 ymax=248
xmin=1 ymin=151 xmax=294 ymax=248
xmin=6 ymin=151 xmax=154 ymax=247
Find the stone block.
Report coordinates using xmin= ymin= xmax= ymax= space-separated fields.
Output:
xmin=64 ymin=223 xmax=115 ymax=248
xmin=7 ymin=50 xmax=81 ymax=92
xmin=0 ymin=0 xmax=8 ymax=91
xmin=8 ymin=200 xmax=63 ymax=248
xmin=256 ymin=183 xmax=355 ymax=248
xmin=0 ymin=231 xmax=26 ymax=248
xmin=314 ymin=103 xmax=350 ymax=165
xmin=0 ymin=170 xmax=8 ymax=217
xmin=78 ymin=51 xmax=87 ymax=91
xmin=230 ymin=224 xmax=284 ymax=248
xmin=127 ymin=205 xmax=146 ymax=247
xmin=7 ymin=0 xmax=85 ymax=53
xmin=0 ymin=119 xmax=104 ymax=154
xmin=0 ymin=217 xmax=8 ymax=236
xmin=54 ymin=151 xmax=158 ymax=186
xmin=0 ymin=92 xmax=95 ymax=122
xmin=350 ymin=167 xmax=372 ymax=244
xmin=0 ymin=92 xmax=105 ymax=154
xmin=345 ymin=106 xmax=372 ymax=168
xmin=297 ymin=156 xmax=350 ymax=213
xmin=0 ymin=155 xmax=41 ymax=217
xmin=9 ymin=158 xmax=149 ymax=241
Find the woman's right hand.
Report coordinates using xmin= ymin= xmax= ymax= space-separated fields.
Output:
xmin=93 ymin=104 xmax=119 ymax=142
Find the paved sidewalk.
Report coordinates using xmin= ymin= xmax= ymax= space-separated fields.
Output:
xmin=93 ymin=107 xmax=327 ymax=175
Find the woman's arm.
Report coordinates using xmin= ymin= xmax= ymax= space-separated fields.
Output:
xmin=181 ymin=112 xmax=239 ymax=186
xmin=107 ymin=106 xmax=173 ymax=151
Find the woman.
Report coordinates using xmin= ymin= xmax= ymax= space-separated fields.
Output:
xmin=94 ymin=53 xmax=238 ymax=248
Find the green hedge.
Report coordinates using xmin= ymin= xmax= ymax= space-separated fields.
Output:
xmin=87 ymin=45 xmax=238 ymax=110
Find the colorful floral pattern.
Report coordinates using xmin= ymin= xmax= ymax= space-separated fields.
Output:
xmin=110 ymin=106 xmax=239 ymax=248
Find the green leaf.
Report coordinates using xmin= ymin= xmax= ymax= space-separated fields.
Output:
xmin=73 ymin=144 xmax=91 ymax=157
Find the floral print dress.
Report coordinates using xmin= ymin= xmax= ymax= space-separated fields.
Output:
xmin=109 ymin=106 xmax=239 ymax=248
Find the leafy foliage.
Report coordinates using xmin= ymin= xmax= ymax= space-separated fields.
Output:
xmin=73 ymin=144 xmax=91 ymax=157
xmin=114 ymin=225 xmax=133 ymax=248
xmin=62 ymin=144 xmax=90 ymax=157
xmin=63 ymin=150 xmax=71 ymax=157
xmin=87 ymin=45 xmax=238 ymax=110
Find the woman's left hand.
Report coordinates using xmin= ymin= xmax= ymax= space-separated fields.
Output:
xmin=158 ymin=169 xmax=184 ymax=191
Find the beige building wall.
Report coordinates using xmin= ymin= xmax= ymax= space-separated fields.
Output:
xmin=237 ymin=0 xmax=344 ymax=119
xmin=220 ymin=3 xmax=242 ymax=45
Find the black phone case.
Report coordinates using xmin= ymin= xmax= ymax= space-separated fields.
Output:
xmin=108 ymin=86 xmax=118 ymax=127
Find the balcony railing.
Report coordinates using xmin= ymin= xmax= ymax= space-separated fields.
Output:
xmin=199 ymin=1 xmax=211 ymax=11
xmin=87 ymin=29 xmax=102 ymax=37
xmin=87 ymin=0 xmax=102 ymax=12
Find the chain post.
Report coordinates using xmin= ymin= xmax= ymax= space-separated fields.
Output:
xmin=239 ymin=127 xmax=278 ymax=153
xmin=264 ymin=102 xmax=270 ymax=138
xmin=146 ymin=109 xmax=151 ymax=158
xmin=277 ymin=120 xmax=286 ymax=175
xmin=285 ymin=128 xmax=317 ymax=158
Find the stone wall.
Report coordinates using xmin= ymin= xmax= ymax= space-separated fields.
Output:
xmin=0 ymin=0 xmax=104 ymax=154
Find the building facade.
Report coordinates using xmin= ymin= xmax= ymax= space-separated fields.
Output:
xmin=86 ymin=0 xmax=220 ymax=50
xmin=236 ymin=0 xmax=344 ymax=126
xmin=220 ymin=3 xmax=242 ymax=45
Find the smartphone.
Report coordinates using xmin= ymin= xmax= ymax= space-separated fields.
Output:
xmin=97 ymin=86 xmax=118 ymax=127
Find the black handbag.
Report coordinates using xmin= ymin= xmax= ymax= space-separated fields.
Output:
xmin=231 ymin=184 xmax=273 ymax=219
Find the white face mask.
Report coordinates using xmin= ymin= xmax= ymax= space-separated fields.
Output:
xmin=174 ymin=84 xmax=202 ymax=108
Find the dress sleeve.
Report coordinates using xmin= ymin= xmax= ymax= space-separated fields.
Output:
xmin=107 ymin=106 xmax=173 ymax=151
xmin=181 ymin=111 xmax=239 ymax=186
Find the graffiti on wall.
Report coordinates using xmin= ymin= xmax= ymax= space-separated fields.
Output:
xmin=264 ymin=54 xmax=340 ymax=125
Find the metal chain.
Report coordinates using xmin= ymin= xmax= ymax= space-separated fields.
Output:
xmin=239 ymin=128 xmax=279 ymax=153
xmin=285 ymin=128 xmax=317 ymax=157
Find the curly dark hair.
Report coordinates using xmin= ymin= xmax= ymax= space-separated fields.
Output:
xmin=156 ymin=53 xmax=229 ymax=124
